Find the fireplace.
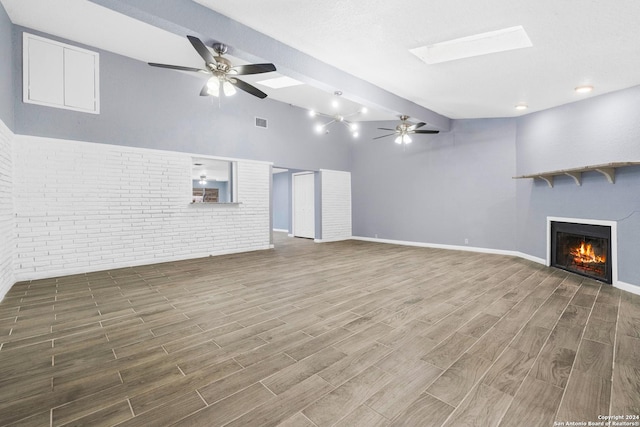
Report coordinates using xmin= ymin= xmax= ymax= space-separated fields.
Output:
xmin=549 ymin=220 xmax=613 ymax=284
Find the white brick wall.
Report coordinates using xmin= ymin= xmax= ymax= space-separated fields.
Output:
xmin=0 ymin=120 xmax=15 ymax=300
xmin=12 ymin=136 xmax=271 ymax=281
xmin=320 ymin=169 xmax=352 ymax=242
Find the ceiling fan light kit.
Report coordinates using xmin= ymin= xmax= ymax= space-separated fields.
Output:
xmin=205 ymin=77 xmax=236 ymax=97
xmin=149 ymin=36 xmax=277 ymax=99
xmin=395 ymin=134 xmax=412 ymax=144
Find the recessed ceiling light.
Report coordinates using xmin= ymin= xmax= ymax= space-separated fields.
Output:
xmin=410 ymin=26 xmax=532 ymax=65
xmin=515 ymin=104 xmax=528 ymax=111
xmin=255 ymin=76 xmax=303 ymax=89
xmin=575 ymin=85 xmax=594 ymax=94
xmin=332 ymin=91 xmax=342 ymax=108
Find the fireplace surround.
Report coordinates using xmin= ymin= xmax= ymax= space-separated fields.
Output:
xmin=547 ymin=217 xmax=617 ymax=284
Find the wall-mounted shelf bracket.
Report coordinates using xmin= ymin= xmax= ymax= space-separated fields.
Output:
xmin=564 ymin=171 xmax=582 ymax=186
xmin=538 ymin=175 xmax=554 ymax=188
xmin=514 ymin=162 xmax=640 ymax=187
xmin=595 ymin=167 xmax=615 ymax=184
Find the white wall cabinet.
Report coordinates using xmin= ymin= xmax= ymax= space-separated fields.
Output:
xmin=23 ymin=33 xmax=99 ymax=114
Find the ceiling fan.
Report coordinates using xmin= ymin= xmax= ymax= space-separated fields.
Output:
xmin=149 ymin=35 xmax=276 ymax=99
xmin=374 ymin=115 xmax=440 ymax=144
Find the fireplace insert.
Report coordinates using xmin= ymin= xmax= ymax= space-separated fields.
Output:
xmin=550 ymin=221 xmax=612 ymax=284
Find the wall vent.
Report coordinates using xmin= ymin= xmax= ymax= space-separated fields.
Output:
xmin=255 ymin=117 xmax=268 ymax=128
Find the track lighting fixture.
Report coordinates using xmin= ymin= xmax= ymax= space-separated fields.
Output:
xmin=310 ymin=92 xmax=367 ymax=139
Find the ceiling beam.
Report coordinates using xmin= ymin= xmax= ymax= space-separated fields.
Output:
xmin=86 ymin=0 xmax=451 ymax=131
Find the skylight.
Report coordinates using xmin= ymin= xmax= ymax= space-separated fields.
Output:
xmin=410 ymin=26 xmax=532 ymax=65
xmin=256 ymin=76 xmax=303 ymax=89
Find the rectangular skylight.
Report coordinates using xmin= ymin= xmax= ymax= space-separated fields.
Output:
xmin=410 ymin=26 xmax=532 ymax=65
xmin=256 ymin=76 xmax=303 ymax=89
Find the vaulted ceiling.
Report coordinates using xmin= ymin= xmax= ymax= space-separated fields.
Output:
xmin=3 ymin=0 xmax=640 ymax=128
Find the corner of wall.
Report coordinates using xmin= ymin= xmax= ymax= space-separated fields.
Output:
xmin=514 ymin=86 xmax=640 ymax=286
xmin=0 ymin=119 xmax=15 ymax=301
xmin=319 ymin=169 xmax=352 ymax=242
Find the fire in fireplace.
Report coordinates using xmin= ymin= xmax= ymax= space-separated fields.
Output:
xmin=550 ymin=221 xmax=612 ymax=284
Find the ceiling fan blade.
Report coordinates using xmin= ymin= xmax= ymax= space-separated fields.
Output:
xmin=229 ymin=78 xmax=268 ymax=99
xmin=187 ymin=35 xmax=216 ymax=65
xmin=408 ymin=122 xmax=426 ymax=131
xmin=231 ymin=63 xmax=277 ymax=75
xmin=411 ymin=130 xmax=440 ymax=134
xmin=148 ymin=63 xmax=209 ymax=74
xmin=377 ymin=128 xmax=396 ymax=131
xmin=373 ymin=133 xmax=396 ymax=140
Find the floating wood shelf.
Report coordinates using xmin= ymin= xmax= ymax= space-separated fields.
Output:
xmin=513 ymin=162 xmax=640 ymax=187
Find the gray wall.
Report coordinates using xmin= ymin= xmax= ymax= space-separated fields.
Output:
xmin=272 ymin=172 xmax=289 ymax=231
xmin=516 ymin=85 xmax=640 ymax=287
xmin=351 ymin=118 xmax=517 ymax=250
xmin=0 ymin=2 xmax=13 ymax=129
xmin=12 ymin=26 xmax=353 ymax=172
xmin=9 ymin=23 xmax=639 ymax=288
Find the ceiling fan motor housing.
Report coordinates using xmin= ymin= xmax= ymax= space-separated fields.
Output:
xmin=212 ymin=42 xmax=228 ymax=56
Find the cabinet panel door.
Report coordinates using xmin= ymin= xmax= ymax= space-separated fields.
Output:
xmin=27 ymin=38 xmax=64 ymax=105
xmin=64 ymin=48 xmax=97 ymax=111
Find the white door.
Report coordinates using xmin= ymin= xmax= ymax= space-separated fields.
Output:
xmin=293 ymin=173 xmax=315 ymax=239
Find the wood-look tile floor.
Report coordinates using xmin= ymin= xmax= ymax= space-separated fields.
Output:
xmin=0 ymin=233 xmax=639 ymax=426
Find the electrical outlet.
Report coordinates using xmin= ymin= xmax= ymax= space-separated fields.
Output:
xmin=464 ymin=238 xmax=469 ymax=244
xmin=374 ymin=234 xmax=378 ymax=238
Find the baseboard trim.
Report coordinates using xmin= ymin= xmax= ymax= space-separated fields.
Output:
xmin=351 ymin=235 xmax=640 ymax=291
xmin=13 ymin=245 xmax=272 ymax=283
xmin=314 ymin=237 xmax=350 ymax=243
xmin=0 ymin=280 xmax=12 ymax=304
xmin=615 ymin=280 xmax=640 ymax=296
xmin=351 ymin=236 xmax=522 ymax=258
xmin=513 ymin=252 xmax=547 ymax=265
xmin=272 ymin=228 xmax=288 ymax=233
xmin=6 ymin=236 xmax=640 ymax=297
